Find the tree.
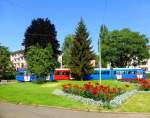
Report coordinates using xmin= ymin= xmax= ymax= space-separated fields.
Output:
xmin=69 ymin=19 xmax=95 ymax=80
xmin=26 ymin=44 xmax=57 ymax=79
xmin=103 ymin=28 xmax=149 ymax=67
xmin=0 ymin=44 xmax=15 ymax=80
xmin=62 ymin=34 xmax=74 ymax=67
xmin=99 ymin=25 xmax=110 ymax=67
xmin=22 ymin=18 xmax=60 ymax=59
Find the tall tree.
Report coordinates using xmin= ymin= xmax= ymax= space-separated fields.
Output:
xmin=62 ymin=34 xmax=74 ymax=67
xmin=99 ymin=25 xmax=110 ymax=67
xmin=22 ymin=18 xmax=60 ymax=59
xmin=26 ymin=44 xmax=57 ymax=78
xmin=0 ymin=44 xmax=15 ymax=80
xmin=69 ymin=19 xmax=95 ymax=80
xmin=104 ymin=29 xmax=149 ymax=67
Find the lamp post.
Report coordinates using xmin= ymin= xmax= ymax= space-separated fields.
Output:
xmin=99 ymin=35 xmax=102 ymax=84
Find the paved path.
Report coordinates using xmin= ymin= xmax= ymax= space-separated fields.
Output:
xmin=0 ymin=102 xmax=150 ymax=118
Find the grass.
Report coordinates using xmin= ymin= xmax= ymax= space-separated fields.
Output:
xmin=113 ymin=93 xmax=150 ymax=112
xmin=0 ymin=80 xmax=149 ymax=112
xmin=146 ymin=73 xmax=150 ymax=80
xmin=0 ymin=82 xmax=95 ymax=110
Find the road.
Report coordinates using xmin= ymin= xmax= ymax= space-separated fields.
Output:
xmin=0 ymin=102 xmax=150 ymax=118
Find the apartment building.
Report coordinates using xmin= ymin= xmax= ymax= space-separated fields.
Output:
xmin=10 ymin=50 xmax=27 ymax=70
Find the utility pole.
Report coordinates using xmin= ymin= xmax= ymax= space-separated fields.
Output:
xmin=99 ymin=35 xmax=102 ymax=84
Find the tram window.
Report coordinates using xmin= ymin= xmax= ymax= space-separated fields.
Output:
xmin=59 ymin=72 xmax=63 ymax=75
xmin=128 ymin=71 xmax=132 ymax=74
xmin=120 ymin=71 xmax=125 ymax=74
xmin=101 ymin=71 xmax=110 ymax=74
xmin=55 ymin=71 xmax=60 ymax=75
xmin=134 ymin=71 xmax=137 ymax=74
xmin=65 ymin=72 xmax=70 ymax=75
xmin=16 ymin=72 xmax=24 ymax=76
xmin=94 ymin=70 xmax=99 ymax=74
xmin=131 ymin=71 xmax=136 ymax=74
xmin=62 ymin=72 xmax=69 ymax=75
xmin=128 ymin=70 xmax=135 ymax=74
xmin=114 ymin=70 xmax=124 ymax=74
xmin=124 ymin=71 xmax=128 ymax=74
xmin=115 ymin=71 xmax=120 ymax=74
xmin=137 ymin=71 xmax=142 ymax=74
xmin=62 ymin=72 xmax=65 ymax=75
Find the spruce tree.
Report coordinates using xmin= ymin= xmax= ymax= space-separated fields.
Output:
xmin=69 ymin=19 xmax=95 ymax=80
xmin=99 ymin=25 xmax=110 ymax=67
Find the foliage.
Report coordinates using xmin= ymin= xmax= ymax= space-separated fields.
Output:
xmin=0 ymin=44 xmax=16 ymax=80
xmin=32 ymin=77 xmax=47 ymax=84
xmin=69 ymin=19 xmax=95 ymax=80
xmin=26 ymin=44 xmax=57 ymax=80
xmin=99 ymin=28 xmax=149 ymax=67
xmin=22 ymin=18 xmax=60 ymax=59
xmin=62 ymin=34 xmax=74 ymax=67
xmin=63 ymin=82 xmax=124 ymax=103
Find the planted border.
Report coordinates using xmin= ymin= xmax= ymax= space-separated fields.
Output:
xmin=62 ymin=82 xmax=125 ymax=103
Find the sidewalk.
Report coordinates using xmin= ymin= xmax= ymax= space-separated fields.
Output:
xmin=0 ymin=102 xmax=150 ymax=118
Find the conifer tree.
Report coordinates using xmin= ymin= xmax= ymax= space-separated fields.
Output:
xmin=69 ymin=19 xmax=95 ymax=80
xmin=99 ymin=25 xmax=110 ymax=67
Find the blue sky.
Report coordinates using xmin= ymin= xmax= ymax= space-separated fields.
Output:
xmin=0 ymin=0 xmax=150 ymax=52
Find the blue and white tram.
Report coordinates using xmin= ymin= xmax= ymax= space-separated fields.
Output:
xmin=83 ymin=68 xmax=146 ymax=80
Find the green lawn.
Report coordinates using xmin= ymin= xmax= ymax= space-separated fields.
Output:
xmin=113 ymin=93 xmax=150 ymax=112
xmin=0 ymin=80 xmax=149 ymax=112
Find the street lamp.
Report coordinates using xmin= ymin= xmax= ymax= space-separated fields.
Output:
xmin=99 ymin=35 xmax=102 ymax=84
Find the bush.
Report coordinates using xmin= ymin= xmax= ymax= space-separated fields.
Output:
xmin=32 ymin=77 xmax=47 ymax=84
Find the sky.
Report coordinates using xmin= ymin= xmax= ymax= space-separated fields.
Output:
xmin=0 ymin=0 xmax=150 ymax=52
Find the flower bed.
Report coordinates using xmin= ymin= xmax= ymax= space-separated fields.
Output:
xmin=53 ymin=89 xmax=138 ymax=108
xmin=118 ymin=79 xmax=150 ymax=91
xmin=62 ymin=82 xmax=125 ymax=102
xmin=139 ymin=80 xmax=150 ymax=91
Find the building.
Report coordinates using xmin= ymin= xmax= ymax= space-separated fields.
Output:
xmin=10 ymin=50 xmax=27 ymax=70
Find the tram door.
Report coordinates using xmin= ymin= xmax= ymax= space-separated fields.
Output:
xmin=116 ymin=71 xmax=122 ymax=79
xmin=24 ymin=72 xmax=30 ymax=81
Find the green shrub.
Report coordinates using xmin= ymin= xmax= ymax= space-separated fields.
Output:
xmin=32 ymin=77 xmax=47 ymax=84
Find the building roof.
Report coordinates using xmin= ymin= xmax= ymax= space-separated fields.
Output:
xmin=11 ymin=50 xmax=24 ymax=55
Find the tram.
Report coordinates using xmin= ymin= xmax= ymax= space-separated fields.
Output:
xmin=83 ymin=68 xmax=146 ymax=80
xmin=16 ymin=68 xmax=146 ymax=82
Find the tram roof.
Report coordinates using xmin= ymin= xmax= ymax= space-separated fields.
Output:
xmin=94 ymin=68 xmax=142 ymax=71
xmin=55 ymin=68 xmax=70 ymax=70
